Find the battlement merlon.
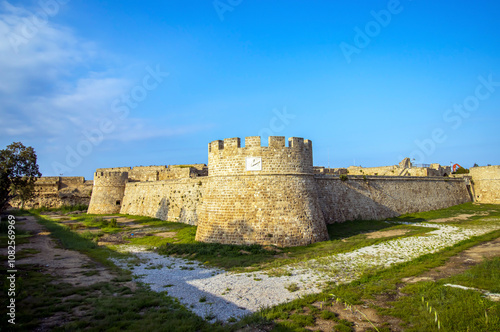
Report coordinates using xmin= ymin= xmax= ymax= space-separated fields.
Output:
xmin=94 ymin=171 xmax=129 ymax=178
xmin=208 ymin=136 xmax=314 ymax=176
xmin=208 ymin=136 xmax=312 ymax=152
xmin=96 ymin=167 xmax=132 ymax=173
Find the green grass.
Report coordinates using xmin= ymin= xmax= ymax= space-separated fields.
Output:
xmin=330 ymin=229 xmax=500 ymax=304
xmin=326 ymin=219 xmax=395 ymax=240
xmin=158 ymin=238 xmax=279 ymax=269
xmin=16 ymin=248 xmax=41 ymax=259
xmin=234 ymin=227 xmax=500 ymax=332
xmin=445 ymin=256 xmax=500 ymax=293
xmin=285 ymin=283 xmax=300 ymax=292
xmin=389 ymin=202 xmax=500 ymax=223
xmin=28 ymin=203 xmax=89 ymax=214
xmin=117 ymin=214 xmax=193 ymax=228
xmin=0 ymin=211 xmax=227 ymax=331
xmin=289 ymin=313 xmax=315 ymax=327
xmin=156 ymin=219 xmax=431 ymax=271
xmin=388 ymin=281 xmax=500 ymax=331
xmin=0 ymin=215 xmax=33 ymax=246
xmin=320 ymin=310 xmax=338 ymax=320
xmin=125 ymin=235 xmax=175 ymax=247
xmin=34 ymin=214 xmax=129 ymax=274
xmin=333 ymin=323 xmax=354 ymax=332
xmin=64 ymin=216 xmax=123 ymax=233
xmin=0 ymin=264 xmax=226 ymax=331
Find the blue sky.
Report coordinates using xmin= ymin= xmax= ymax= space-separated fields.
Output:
xmin=1 ymin=0 xmax=499 ymax=179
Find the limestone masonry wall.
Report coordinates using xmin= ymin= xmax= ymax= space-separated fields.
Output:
xmin=346 ymin=162 xmax=451 ymax=177
xmin=316 ymin=176 xmax=471 ymax=223
xmin=129 ymin=166 xmax=167 ymax=182
xmin=87 ymin=171 xmax=128 ymax=214
xmin=87 ymin=165 xmax=207 ymax=219
xmin=10 ymin=176 xmax=92 ymax=209
xmin=120 ymin=178 xmax=204 ymax=225
xmin=196 ymin=136 xmax=329 ymax=247
xmin=469 ymin=166 xmax=500 ymax=204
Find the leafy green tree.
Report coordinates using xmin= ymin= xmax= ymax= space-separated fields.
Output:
xmin=454 ymin=167 xmax=469 ymax=174
xmin=0 ymin=142 xmax=41 ymax=211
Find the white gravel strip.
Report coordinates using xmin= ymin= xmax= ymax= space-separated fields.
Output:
xmin=112 ymin=221 xmax=500 ymax=322
xmin=113 ymin=248 xmax=323 ymax=321
xmin=443 ymin=283 xmax=500 ymax=302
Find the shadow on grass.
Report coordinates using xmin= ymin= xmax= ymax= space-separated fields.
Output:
xmin=392 ymin=202 xmax=500 ymax=223
xmin=27 ymin=203 xmax=89 ymax=214
xmin=158 ymin=241 xmax=279 ymax=269
xmin=385 ymin=216 xmax=428 ymax=223
xmin=327 ymin=219 xmax=401 ymax=240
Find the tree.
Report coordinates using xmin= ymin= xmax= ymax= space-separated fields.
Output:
xmin=453 ymin=167 xmax=469 ymax=174
xmin=0 ymin=142 xmax=41 ymax=211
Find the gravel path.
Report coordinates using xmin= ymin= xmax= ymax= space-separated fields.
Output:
xmin=112 ymin=221 xmax=500 ymax=322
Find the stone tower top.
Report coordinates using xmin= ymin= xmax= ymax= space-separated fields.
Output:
xmin=207 ymin=136 xmax=313 ymax=176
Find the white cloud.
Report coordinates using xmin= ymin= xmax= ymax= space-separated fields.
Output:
xmin=0 ymin=1 xmax=212 ymax=178
xmin=0 ymin=1 xmax=132 ymax=142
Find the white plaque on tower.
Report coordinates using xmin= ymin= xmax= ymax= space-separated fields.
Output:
xmin=246 ymin=157 xmax=262 ymax=171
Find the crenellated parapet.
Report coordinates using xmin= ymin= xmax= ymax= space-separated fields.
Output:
xmin=93 ymin=171 xmax=128 ymax=187
xmin=208 ymin=136 xmax=313 ymax=176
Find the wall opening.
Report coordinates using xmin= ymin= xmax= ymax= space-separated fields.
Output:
xmin=116 ymin=200 xmax=121 ymax=205
xmin=466 ymin=185 xmax=473 ymax=201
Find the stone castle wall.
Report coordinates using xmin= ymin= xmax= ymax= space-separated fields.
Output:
xmin=9 ymin=176 xmax=93 ymax=209
xmin=346 ymin=164 xmax=451 ymax=177
xmin=314 ymin=167 xmax=348 ymax=175
xmin=78 ymin=136 xmax=496 ymax=247
xmin=195 ymin=136 xmax=329 ymax=247
xmin=96 ymin=165 xmax=207 ymax=182
xmin=129 ymin=166 xmax=167 ymax=182
xmin=469 ymin=166 xmax=500 ymax=204
xmin=316 ymin=176 xmax=471 ymax=223
xmin=87 ymin=171 xmax=128 ymax=214
xmin=120 ymin=178 xmax=204 ymax=225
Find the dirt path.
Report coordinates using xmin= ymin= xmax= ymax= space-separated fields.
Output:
xmin=431 ymin=212 xmax=489 ymax=223
xmin=11 ymin=216 xmax=116 ymax=286
xmin=1 ymin=215 xmax=139 ymax=330
xmin=402 ymin=237 xmax=500 ymax=284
